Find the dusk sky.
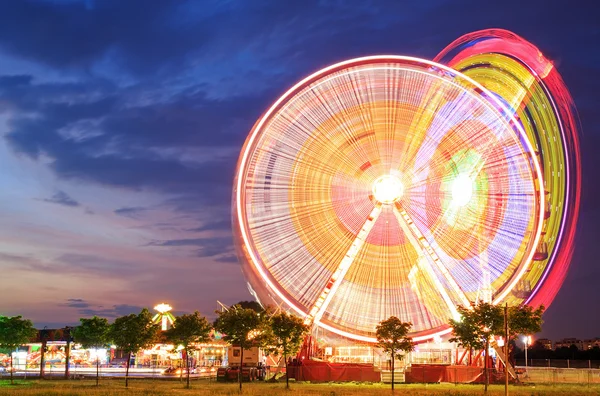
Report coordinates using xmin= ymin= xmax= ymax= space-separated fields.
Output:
xmin=0 ymin=0 xmax=598 ymax=341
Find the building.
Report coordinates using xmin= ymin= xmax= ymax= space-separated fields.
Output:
xmin=535 ymin=338 xmax=553 ymax=350
xmin=583 ymin=338 xmax=600 ymax=350
xmin=554 ymin=338 xmax=584 ymax=350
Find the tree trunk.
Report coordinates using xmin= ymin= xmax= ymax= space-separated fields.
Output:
xmin=484 ymin=338 xmax=489 ymax=393
xmin=285 ymin=351 xmax=289 ymax=389
xmin=96 ymin=356 xmax=100 ymax=387
xmin=39 ymin=341 xmax=46 ymax=379
xmin=10 ymin=353 xmax=14 ymax=385
xmin=186 ymin=350 xmax=191 ymax=389
xmin=239 ymin=346 xmax=244 ymax=393
xmin=64 ymin=340 xmax=71 ymax=379
xmin=391 ymin=351 xmax=395 ymax=391
xmin=125 ymin=352 xmax=131 ymax=388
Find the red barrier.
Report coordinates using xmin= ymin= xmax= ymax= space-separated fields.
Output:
xmin=292 ymin=360 xmax=380 ymax=382
xmin=405 ymin=365 xmax=504 ymax=384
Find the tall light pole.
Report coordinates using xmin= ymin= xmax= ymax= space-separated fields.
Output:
xmin=523 ymin=335 xmax=531 ymax=372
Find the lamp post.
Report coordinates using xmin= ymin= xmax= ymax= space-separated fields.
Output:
xmin=523 ymin=335 xmax=531 ymax=372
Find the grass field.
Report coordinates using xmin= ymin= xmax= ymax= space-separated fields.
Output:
xmin=1 ymin=379 xmax=600 ymax=395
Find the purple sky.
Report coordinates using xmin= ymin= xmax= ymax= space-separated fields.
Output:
xmin=0 ymin=0 xmax=598 ymax=340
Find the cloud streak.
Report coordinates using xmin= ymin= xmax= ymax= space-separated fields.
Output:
xmin=42 ymin=190 xmax=80 ymax=207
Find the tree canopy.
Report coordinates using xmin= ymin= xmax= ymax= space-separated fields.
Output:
xmin=214 ymin=304 xmax=264 ymax=391
xmin=270 ymin=311 xmax=309 ymax=388
xmin=449 ymin=303 xmax=503 ymax=350
xmin=109 ymin=308 xmax=159 ymax=387
xmin=72 ymin=316 xmax=111 ymax=349
xmin=72 ymin=316 xmax=111 ymax=386
xmin=233 ymin=300 xmax=265 ymax=313
xmin=165 ymin=311 xmax=211 ymax=388
xmin=508 ymin=304 xmax=544 ymax=340
xmin=0 ymin=315 xmax=37 ymax=384
xmin=375 ymin=316 xmax=413 ymax=390
xmin=214 ymin=304 xmax=263 ymax=348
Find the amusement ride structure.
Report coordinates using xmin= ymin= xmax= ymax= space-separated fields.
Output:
xmin=233 ymin=29 xmax=581 ymax=344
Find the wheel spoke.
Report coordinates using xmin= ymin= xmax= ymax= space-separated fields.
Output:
xmin=304 ymin=203 xmax=383 ymax=325
xmin=393 ymin=203 xmax=471 ymax=317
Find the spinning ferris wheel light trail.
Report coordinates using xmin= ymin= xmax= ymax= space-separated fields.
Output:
xmin=233 ymin=29 xmax=581 ymax=342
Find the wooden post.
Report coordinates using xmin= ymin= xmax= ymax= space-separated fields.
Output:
xmin=484 ymin=338 xmax=489 ymax=393
xmin=504 ymin=303 xmax=509 ymax=396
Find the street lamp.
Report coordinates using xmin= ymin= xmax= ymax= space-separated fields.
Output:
xmin=523 ymin=335 xmax=532 ymax=371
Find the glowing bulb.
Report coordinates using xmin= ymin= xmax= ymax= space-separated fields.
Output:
xmin=154 ymin=303 xmax=172 ymax=314
xmin=372 ymin=175 xmax=403 ymax=204
xmin=452 ymin=174 xmax=473 ymax=206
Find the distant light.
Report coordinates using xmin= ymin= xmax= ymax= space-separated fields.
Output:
xmin=452 ymin=173 xmax=473 ymax=206
xmin=372 ymin=175 xmax=404 ymax=204
xmin=154 ymin=303 xmax=172 ymax=314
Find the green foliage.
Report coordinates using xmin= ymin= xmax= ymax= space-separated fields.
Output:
xmin=0 ymin=315 xmax=37 ymax=384
xmin=109 ymin=308 xmax=159 ymax=355
xmin=270 ymin=311 xmax=309 ymax=359
xmin=72 ymin=316 xmax=110 ymax=349
xmin=508 ymin=304 xmax=544 ymax=340
xmin=165 ymin=311 xmax=211 ymax=351
xmin=449 ymin=302 xmax=503 ymax=350
xmin=165 ymin=311 xmax=211 ymax=389
xmin=449 ymin=303 xmax=545 ymax=349
xmin=214 ymin=305 xmax=263 ymax=349
xmin=375 ymin=316 xmax=414 ymax=360
xmin=214 ymin=305 xmax=265 ymax=391
xmin=234 ymin=300 xmax=265 ymax=313
xmin=0 ymin=315 xmax=37 ymax=350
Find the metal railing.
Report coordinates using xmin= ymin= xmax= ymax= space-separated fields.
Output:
xmin=515 ymin=359 xmax=600 ymax=369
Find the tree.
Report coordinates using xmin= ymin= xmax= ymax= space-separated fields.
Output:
xmin=72 ymin=316 xmax=110 ymax=387
xmin=109 ymin=309 xmax=159 ymax=388
xmin=376 ymin=317 xmax=414 ymax=391
xmin=234 ymin=301 xmax=265 ymax=313
xmin=449 ymin=303 xmax=503 ymax=393
xmin=214 ymin=304 xmax=264 ymax=392
xmin=508 ymin=304 xmax=544 ymax=340
xmin=507 ymin=304 xmax=544 ymax=370
xmin=164 ymin=311 xmax=211 ymax=389
xmin=270 ymin=311 xmax=309 ymax=389
xmin=0 ymin=316 xmax=37 ymax=385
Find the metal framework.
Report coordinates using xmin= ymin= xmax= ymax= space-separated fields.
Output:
xmin=233 ymin=31 xmax=580 ymax=343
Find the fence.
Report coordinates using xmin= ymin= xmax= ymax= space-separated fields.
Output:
xmin=519 ymin=367 xmax=600 ymax=385
xmin=515 ymin=359 xmax=600 ymax=369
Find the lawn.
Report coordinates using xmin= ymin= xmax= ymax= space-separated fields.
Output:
xmin=1 ymin=379 xmax=599 ymax=395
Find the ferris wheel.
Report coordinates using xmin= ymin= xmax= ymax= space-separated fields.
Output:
xmin=233 ymin=31 xmax=580 ymax=342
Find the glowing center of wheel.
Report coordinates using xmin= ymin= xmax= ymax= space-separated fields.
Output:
xmin=372 ymin=175 xmax=404 ymax=204
xmin=452 ymin=173 xmax=473 ymax=207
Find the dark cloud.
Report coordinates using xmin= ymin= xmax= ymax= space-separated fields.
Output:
xmin=214 ymin=254 xmax=239 ymax=264
xmin=114 ymin=206 xmax=148 ymax=218
xmin=148 ymin=236 xmax=234 ymax=260
xmin=63 ymin=298 xmax=144 ymax=319
xmin=2 ymin=77 xmax=256 ymax=207
xmin=64 ymin=298 xmax=91 ymax=309
xmin=0 ymin=252 xmax=42 ymax=266
xmin=187 ymin=219 xmax=232 ymax=233
xmin=42 ymin=190 xmax=80 ymax=207
xmin=4 ymin=252 xmax=139 ymax=279
xmin=0 ymin=0 xmax=598 ymax=338
xmin=0 ymin=0 xmax=203 ymax=74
